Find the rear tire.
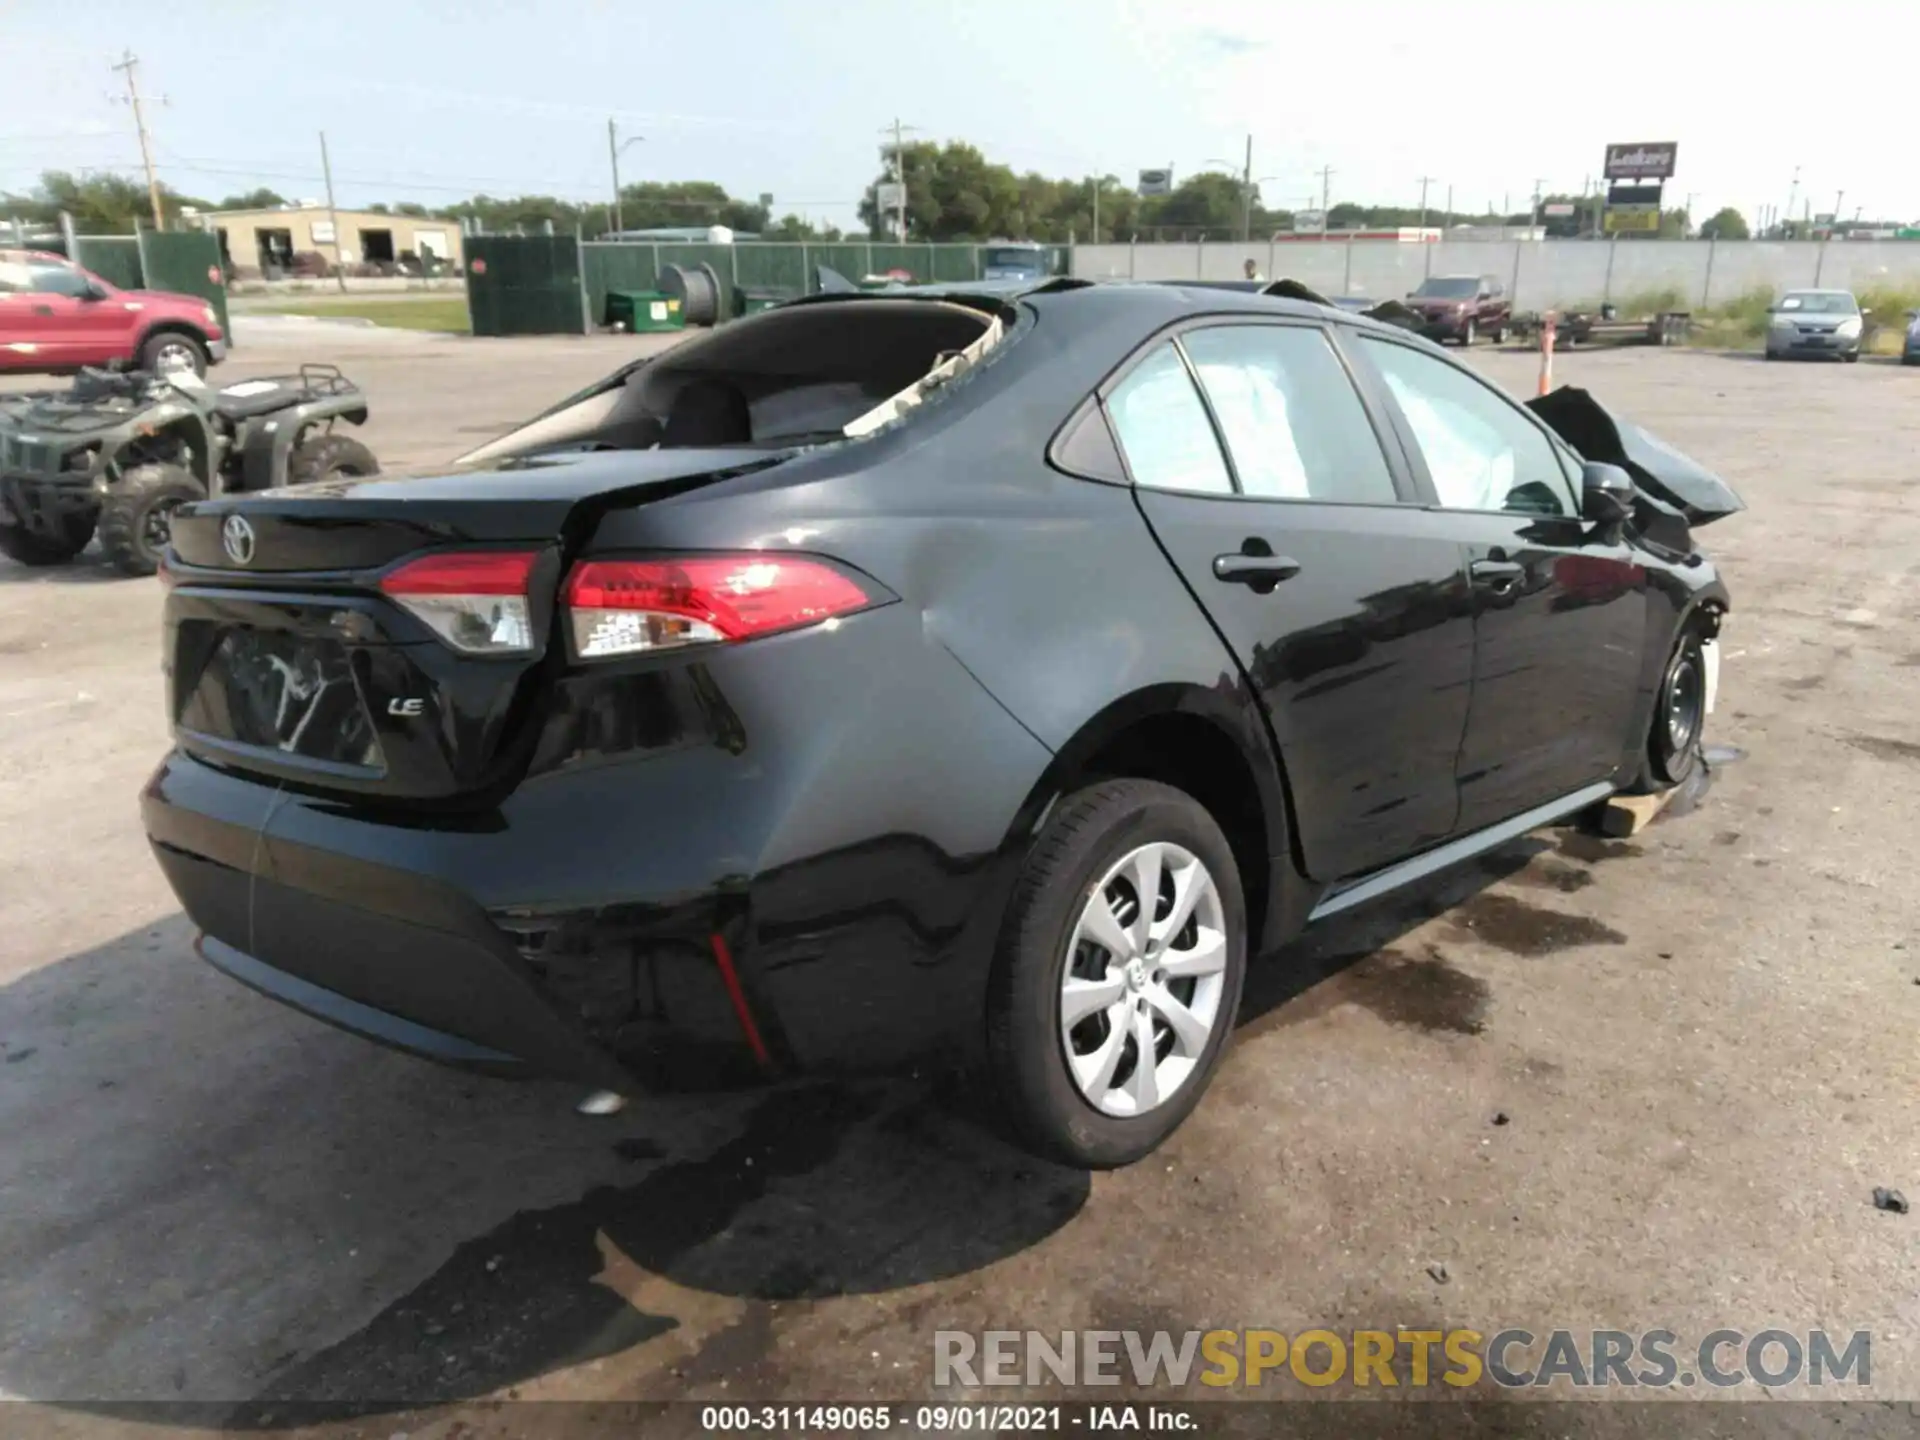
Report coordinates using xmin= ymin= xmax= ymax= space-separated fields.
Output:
xmin=985 ymin=779 xmax=1248 ymax=1169
xmin=288 ymin=433 xmax=380 ymax=487
xmin=97 ymin=464 xmax=205 ymax=577
xmin=0 ymin=513 xmax=95 ymax=566
xmin=1626 ymin=622 xmax=1708 ymax=794
xmin=137 ymin=330 xmax=208 ymax=377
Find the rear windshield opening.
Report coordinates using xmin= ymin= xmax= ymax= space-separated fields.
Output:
xmin=467 ymin=299 xmax=1007 ymax=462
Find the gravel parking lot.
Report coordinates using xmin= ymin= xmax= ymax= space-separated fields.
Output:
xmin=2 ymin=324 xmax=1917 ymax=1430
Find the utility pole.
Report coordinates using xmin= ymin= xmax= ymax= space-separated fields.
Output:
xmin=111 ymin=51 xmax=164 ymax=231
xmin=1417 ymin=175 xmax=1437 ymax=231
xmin=607 ymin=119 xmax=644 ymax=237
xmin=1784 ymin=165 xmax=1801 ymax=239
xmin=1317 ymin=165 xmax=1334 ymax=241
xmin=1530 ymin=177 xmax=1547 ymax=233
xmin=318 ymin=131 xmax=347 ymax=293
xmin=1241 ymin=134 xmax=1254 ymax=243
xmin=881 ymin=119 xmax=918 ymax=241
xmin=1832 ymin=189 xmax=1844 ymax=233
xmin=1091 ymin=176 xmax=1099 ymax=244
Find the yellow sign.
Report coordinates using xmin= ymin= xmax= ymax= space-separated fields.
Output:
xmin=1605 ymin=208 xmax=1661 ymax=233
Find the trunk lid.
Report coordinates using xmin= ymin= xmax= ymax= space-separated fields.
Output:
xmin=164 ymin=445 xmax=785 ymax=802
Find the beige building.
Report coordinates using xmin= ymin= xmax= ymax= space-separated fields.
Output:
xmin=187 ymin=206 xmax=464 ymax=279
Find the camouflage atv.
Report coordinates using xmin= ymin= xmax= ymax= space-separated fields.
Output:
xmin=0 ymin=363 xmax=378 ymax=576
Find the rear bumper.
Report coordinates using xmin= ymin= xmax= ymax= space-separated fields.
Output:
xmin=140 ymin=614 xmax=1051 ymax=1088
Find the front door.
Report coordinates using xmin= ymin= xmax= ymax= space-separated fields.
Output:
xmin=1104 ymin=321 xmax=1477 ymax=883
xmin=1348 ymin=333 xmax=1649 ymax=833
xmin=25 ymin=257 xmax=130 ymax=369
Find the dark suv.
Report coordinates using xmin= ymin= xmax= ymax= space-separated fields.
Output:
xmin=1406 ymin=274 xmax=1510 ymax=345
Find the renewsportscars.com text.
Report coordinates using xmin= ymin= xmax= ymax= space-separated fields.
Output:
xmin=934 ymin=1328 xmax=1872 ymax=1391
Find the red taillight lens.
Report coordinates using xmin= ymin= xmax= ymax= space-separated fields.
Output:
xmin=380 ymin=549 xmax=539 ymax=654
xmin=563 ymin=555 xmax=873 ymax=660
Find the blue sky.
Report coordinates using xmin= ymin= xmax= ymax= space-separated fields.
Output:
xmin=3 ymin=0 xmax=1913 ymax=227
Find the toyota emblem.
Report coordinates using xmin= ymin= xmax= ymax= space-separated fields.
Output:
xmin=222 ymin=513 xmax=256 ymax=565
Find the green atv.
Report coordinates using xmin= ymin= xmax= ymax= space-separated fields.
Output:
xmin=0 ymin=363 xmax=379 ymax=577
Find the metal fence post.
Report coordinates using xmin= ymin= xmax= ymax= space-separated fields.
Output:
xmin=1267 ymin=236 xmax=1275 ymax=279
xmin=1602 ymin=235 xmax=1618 ymax=306
xmin=865 ymin=241 xmax=875 ymax=276
xmin=1129 ymin=236 xmax=1136 ymax=279
xmin=1195 ymin=237 xmax=1204 ymax=279
xmin=1813 ymin=233 xmax=1828 ymax=288
xmin=1508 ymin=238 xmax=1522 ymax=304
xmin=1700 ymin=236 xmax=1716 ymax=309
xmin=801 ymin=242 xmax=811 ymax=291
xmin=577 ymin=224 xmax=590 ymax=335
xmin=1343 ymin=239 xmax=1355 ymax=294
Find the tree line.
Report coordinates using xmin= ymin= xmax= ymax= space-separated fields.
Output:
xmin=4 ymin=154 xmax=1753 ymax=244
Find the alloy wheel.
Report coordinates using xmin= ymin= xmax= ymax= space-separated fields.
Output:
xmin=153 ymin=340 xmax=198 ymax=374
xmin=1059 ymin=842 xmax=1228 ymax=1118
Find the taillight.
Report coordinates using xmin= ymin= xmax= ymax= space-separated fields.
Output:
xmin=563 ymin=555 xmax=874 ymax=660
xmin=380 ymin=550 xmax=538 ymax=654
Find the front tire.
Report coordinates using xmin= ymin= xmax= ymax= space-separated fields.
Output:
xmin=1627 ymin=623 xmax=1709 ymax=794
xmin=0 ymin=512 xmax=95 ymax=566
xmin=288 ymin=433 xmax=380 ymax=487
xmin=986 ymin=779 xmax=1247 ymax=1168
xmin=97 ymin=464 xmax=205 ymax=577
xmin=1459 ymin=319 xmax=1477 ymax=347
xmin=137 ymin=330 xmax=209 ymax=377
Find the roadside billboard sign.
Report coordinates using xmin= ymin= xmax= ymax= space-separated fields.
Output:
xmin=1137 ymin=168 xmax=1173 ymax=196
xmin=1604 ymin=208 xmax=1662 ymax=234
xmin=1603 ymin=142 xmax=1679 ymax=180
xmin=1292 ymin=209 xmax=1327 ymax=234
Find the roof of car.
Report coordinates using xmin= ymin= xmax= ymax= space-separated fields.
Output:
xmin=796 ymin=275 xmax=1416 ymax=337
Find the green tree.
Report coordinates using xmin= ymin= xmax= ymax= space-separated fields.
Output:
xmin=1700 ymin=206 xmax=1750 ymax=240
xmin=858 ymin=140 xmax=1022 ymax=240
xmin=215 ymin=187 xmax=287 ymax=211
xmin=1142 ymin=171 xmax=1247 ymax=236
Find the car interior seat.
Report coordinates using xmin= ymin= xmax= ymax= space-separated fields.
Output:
xmin=660 ymin=376 xmax=752 ymax=448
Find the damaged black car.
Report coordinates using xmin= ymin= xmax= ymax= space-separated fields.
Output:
xmin=141 ymin=279 xmax=1738 ymax=1168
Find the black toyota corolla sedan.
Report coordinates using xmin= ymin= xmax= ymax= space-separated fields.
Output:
xmin=143 ymin=279 xmax=1739 ymax=1167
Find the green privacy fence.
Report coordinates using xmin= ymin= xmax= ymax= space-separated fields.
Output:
xmin=71 ymin=236 xmax=143 ymax=290
xmin=580 ymin=241 xmax=1007 ymax=330
xmin=465 ymin=234 xmax=586 ymax=338
xmin=137 ymin=230 xmax=230 ymax=339
xmin=472 ymin=237 xmax=1054 ymax=337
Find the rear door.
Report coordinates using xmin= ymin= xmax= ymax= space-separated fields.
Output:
xmin=1346 ymin=332 xmax=1648 ymax=832
xmin=1105 ymin=319 xmax=1477 ymax=883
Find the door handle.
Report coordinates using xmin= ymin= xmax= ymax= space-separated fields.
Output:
xmin=1470 ymin=558 xmax=1524 ymax=594
xmin=32 ymin=304 xmax=54 ymax=316
xmin=1213 ymin=553 xmax=1302 ymax=586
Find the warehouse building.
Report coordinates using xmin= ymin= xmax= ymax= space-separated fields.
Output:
xmin=186 ymin=205 xmax=464 ymax=279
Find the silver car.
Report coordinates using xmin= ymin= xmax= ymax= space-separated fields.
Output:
xmin=1763 ymin=289 xmax=1864 ymax=362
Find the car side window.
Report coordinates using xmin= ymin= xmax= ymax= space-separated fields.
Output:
xmin=28 ymin=262 xmax=92 ymax=299
xmin=1179 ymin=324 xmax=1398 ymax=504
xmin=1103 ymin=343 xmax=1233 ymax=495
xmin=1359 ymin=337 xmax=1577 ymax=517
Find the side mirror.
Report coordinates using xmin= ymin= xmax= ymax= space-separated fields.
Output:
xmin=1581 ymin=461 xmax=1636 ymax=524
xmin=78 ymin=283 xmax=109 ymax=302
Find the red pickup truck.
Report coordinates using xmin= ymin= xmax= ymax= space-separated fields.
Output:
xmin=0 ymin=249 xmax=228 ymax=376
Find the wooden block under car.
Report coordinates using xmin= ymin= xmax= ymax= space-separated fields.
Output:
xmin=1598 ymin=787 xmax=1679 ymax=839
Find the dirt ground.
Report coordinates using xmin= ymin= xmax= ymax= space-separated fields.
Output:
xmin=2 ymin=322 xmax=1917 ymax=1434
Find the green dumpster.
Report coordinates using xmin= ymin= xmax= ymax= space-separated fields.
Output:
xmin=606 ymin=289 xmax=685 ymax=333
xmin=736 ymin=287 xmax=795 ymax=316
